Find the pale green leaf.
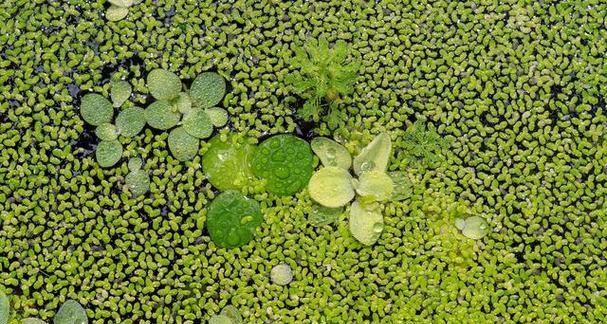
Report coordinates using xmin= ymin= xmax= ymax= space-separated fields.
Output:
xmin=353 ymin=133 xmax=392 ymax=176
xmin=310 ymin=137 xmax=351 ymax=169
xmin=308 ymin=167 xmax=355 ymax=208
xmin=349 ymin=201 xmax=383 ymax=245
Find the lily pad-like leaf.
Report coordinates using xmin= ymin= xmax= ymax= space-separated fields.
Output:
xmin=353 ymin=133 xmax=392 ymax=176
xmin=96 ymin=140 xmax=122 ymax=168
xmin=95 ymin=123 xmax=119 ymax=141
xmin=220 ymin=306 xmax=242 ymax=324
xmin=389 ymin=171 xmax=413 ymax=201
xmin=0 ymin=291 xmax=8 ymax=324
xmin=458 ymin=216 xmax=489 ymax=240
xmin=106 ymin=6 xmax=129 ymax=21
xmin=206 ymin=191 xmax=263 ymax=248
xmin=144 ymin=100 xmax=180 ymax=130
xmin=22 ymin=319 xmax=47 ymax=324
xmin=182 ymin=109 xmax=213 ymax=139
xmin=190 ymin=72 xmax=226 ymax=108
xmin=125 ymin=169 xmax=150 ymax=197
xmin=147 ymin=69 xmax=182 ymax=101
xmin=208 ymin=315 xmax=232 ymax=324
xmin=270 ymin=264 xmax=293 ymax=286
xmin=173 ymin=92 xmax=192 ymax=115
xmin=115 ymin=106 xmax=145 ymax=137
xmin=205 ymin=107 xmax=229 ymax=127
xmin=202 ymin=135 xmax=256 ymax=191
xmin=110 ymin=80 xmax=132 ymax=108
xmin=309 ymin=203 xmax=343 ymax=226
xmin=308 ymin=166 xmax=355 ymax=208
xmin=128 ymin=157 xmax=143 ymax=171
xmin=349 ymin=201 xmax=383 ymax=245
xmin=53 ymin=299 xmax=88 ymax=324
xmin=250 ymin=134 xmax=314 ymax=196
xmin=168 ymin=127 xmax=199 ymax=161
xmin=80 ymin=94 xmax=113 ymax=126
xmin=355 ymin=170 xmax=394 ymax=202
xmin=311 ymin=137 xmax=351 ymax=170
xmin=109 ymin=0 xmax=133 ymax=7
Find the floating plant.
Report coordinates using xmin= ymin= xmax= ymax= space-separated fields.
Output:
xmin=348 ymin=201 xmax=384 ymax=246
xmin=124 ymin=157 xmax=149 ymax=197
xmin=205 ymin=191 xmax=263 ymax=248
xmin=0 ymin=291 xmax=7 ymax=324
xmin=270 ymin=263 xmax=293 ymax=286
xmin=217 ymin=305 xmax=242 ymax=324
xmin=309 ymin=204 xmax=343 ymax=227
xmin=54 ymin=299 xmax=88 ymax=324
xmin=202 ymin=135 xmax=256 ymax=191
xmin=308 ymin=166 xmax=355 ymax=208
xmin=168 ymin=126 xmax=199 ymax=162
xmin=455 ymin=216 xmax=490 ymax=240
xmin=399 ymin=121 xmax=451 ymax=167
xmin=311 ymin=137 xmax=352 ymax=170
xmin=105 ymin=0 xmax=141 ymax=22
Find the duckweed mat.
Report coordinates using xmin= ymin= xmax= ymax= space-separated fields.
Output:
xmin=2 ymin=0 xmax=607 ymax=323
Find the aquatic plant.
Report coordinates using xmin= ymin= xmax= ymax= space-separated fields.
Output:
xmin=399 ymin=121 xmax=451 ymax=168
xmin=54 ymin=300 xmax=87 ymax=324
xmin=0 ymin=291 xmax=8 ymax=324
xmin=455 ymin=216 xmax=489 ymax=240
xmin=106 ymin=0 xmax=141 ymax=22
xmin=124 ymin=157 xmax=149 ymax=197
xmin=208 ymin=305 xmax=242 ymax=324
xmin=202 ymin=135 xmax=257 ymax=191
xmin=205 ymin=191 xmax=263 ymax=248
xmin=270 ymin=264 xmax=293 ymax=286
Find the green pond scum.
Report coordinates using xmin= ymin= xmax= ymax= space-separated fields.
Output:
xmin=1 ymin=0 xmax=607 ymax=323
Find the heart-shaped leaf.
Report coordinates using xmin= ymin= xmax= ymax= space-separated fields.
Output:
xmin=182 ymin=109 xmax=213 ymax=139
xmin=355 ymin=170 xmax=393 ymax=202
xmin=115 ymin=106 xmax=145 ymax=137
xmin=106 ymin=6 xmax=129 ymax=21
xmin=353 ymin=133 xmax=392 ymax=176
xmin=205 ymin=107 xmax=229 ymax=127
xmin=127 ymin=157 xmax=143 ymax=172
xmin=147 ymin=69 xmax=182 ymax=101
xmin=308 ymin=166 xmax=355 ymax=208
xmin=206 ymin=191 xmax=263 ymax=248
xmin=80 ymin=94 xmax=113 ymax=126
xmin=349 ymin=201 xmax=383 ymax=245
xmin=53 ymin=300 xmax=88 ymax=324
xmin=95 ymin=123 xmax=118 ymax=141
xmin=125 ymin=169 xmax=150 ymax=197
xmin=202 ymin=135 xmax=256 ymax=191
xmin=144 ymin=100 xmax=180 ymax=130
xmin=168 ymin=127 xmax=198 ymax=161
xmin=311 ymin=137 xmax=351 ymax=170
xmin=190 ymin=72 xmax=226 ymax=108
xmin=110 ymin=80 xmax=132 ymax=107
xmin=458 ymin=216 xmax=489 ymax=240
xmin=96 ymin=140 xmax=122 ymax=168
xmin=0 ymin=291 xmax=8 ymax=324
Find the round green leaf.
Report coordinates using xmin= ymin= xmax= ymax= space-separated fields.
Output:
xmin=190 ymin=72 xmax=226 ymax=108
xmin=168 ymin=127 xmax=199 ymax=161
xmin=270 ymin=264 xmax=293 ymax=286
xmin=125 ymin=169 xmax=150 ymax=197
xmin=53 ymin=300 xmax=88 ymax=324
xmin=0 ymin=291 xmax=8 ymax=324
xmin=174 ymin=92 xmax=192 ymax=114
xmin=128 ymin=157 xmax=143 ymax=171
xmin=80 ymin=94 xmax=113 ymax=126
xmin=95 ymin=123 xmax=118 ymax=141
xmin=309 ymin=203 xmax=343 ymax=226
xmin=349 ymin=201 xmax=383 ymax=245
xmin=115 ymin=106 xmax=145 ymax=137
xmin=353 ymin=133 xmax=392 ymax=176
xmin=109 ymin=0 xmax=133 ymax=7
xmin=106 ymin=6 xmax=129 ymax=21
xmin=355 ymin=170 xmax=394 ymax=202
xmin=220 ymin=306 xmax=242 ymax=324
xmin=144 ymin=100 xmax=180 ymax=130
xmin=22 ymin=319 xmax=47 ymax=324
xmin=460 ymin=216 xmax=489 ymax=240
xmin=202 ymin=135 xmax=256 ymax=191
xmin=110 ymin=80 xmax=132 ymax=108
xmin=205 ymin=107 xmax=229 ymax=127
xmin=206 ymin=191 xmax=263 ymax=248
xmin=147 ymin=69 xmax=182 ymax=101
xmin=250 ymin=134 xmax=314 ymax=196
xmin=208 ymin=315 xmax=232 ymax=324
xmin=311 ymin=137 xmax=351 ymax=170
xmin=182 ymin=109 xmax=213 ymax=139
xmin=308 ymin=167 xmax=355 ymax=208
xmin=96 ymin=140 xmax=122 ymax=168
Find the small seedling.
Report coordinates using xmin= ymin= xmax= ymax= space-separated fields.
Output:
xmin=455 ymin=216 xmax=489 ymax=240
xmin=206 ymin=191 xmax=263 ymax=248
xmin=400 ymin=121 xmax=450 ymax=167
xmin=54 ymin=299 xmax=88 ymax=324
xmin=125 ymin=157 xmax=150 ymax=197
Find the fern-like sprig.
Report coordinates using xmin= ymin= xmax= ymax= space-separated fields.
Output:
xmin=401 ymin=121 xmax=451 ymax=167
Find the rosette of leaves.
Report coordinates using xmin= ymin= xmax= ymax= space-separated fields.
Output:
xmin=124 ymin=157 xmax=149 ymax=197
xmin=144 ymin=69 xmax=229 ymax=161
xmin=206 ymin=191 xmax=263 ymax=248
xmin=399 ymin=121 xmax=451 ymax=167
xmin=106 ymin=0 xmax=142 ymax=22
xmin=250 ymin=134 xmax=314 ymax=196
xmin=308 ymin=134 xmax=399 ymax=245
xmin=286 ymin=37 xmax=360 ymax=128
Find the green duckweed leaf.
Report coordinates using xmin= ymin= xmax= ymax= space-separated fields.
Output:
xmin=144 ymin=100 xmax=180 ymax=130
xmin=389 ymin=171 xmax=413 ymax=201
xmin=206 ymin=191 xmax=263 ymax=248
xmin=220 ymin=306 xmax=242 ymax=324
xmin=128 ymin=157 xmax=143 ymax=171
xmin=147 ymin=69 xmax=182 ymax=101
xmin=459 ymin=216 xmax=489 ymax=240
xmin=173 ymin=92 xmax=192 ymax=114
xmin=205 ymin=107 xmax=229 ymax=127
xmin=190 ymin=72 xmax=226 ymax=108
xmin=349 ymin=201 xmax=383 ymax=245
xmin=355 ymin=170 xmax=394 ymax=202
xmin=311 ymin=137 xmax=351 ymax=170
xmin=106 ymin=6 xmax=129 ymax=21
xmin=115 ymin=106 xmax=145 ymax=137
xmin=96 ymin=140 xmax=122 ymax=168
xmin=53 ymin=299 xmax=88 ymax=324
xmin=95 ymin=123 xmax=118 ymax=141
xmin=22 ymin=319 xmax=47 ymax=324
xmin=168 ymin=127 xmax=198 ymax=161
xmin=250 ymin=134 xmax=314 ymax=196
xmin=110 ymin=80 xmax=132 ymax=108
xmin=353 ymin=133 xmax=392 ymax=176
xmin=109 ymin=0 xmax=133 ymax=7
xmin=270 ymin=264 xmax=293 ymax=286
xmin=309 ymin=203 xmax=343 ymax=226
xmin=208 ymin=315 xmax=232 ymax=324
xmin=80 ymin=94 xmax=113 ymax=126
xmin=202 ymin=135 xmax=256 ymax=191
xmin=0 ymin=291 xmax=8 ymax=324
xmin=308 ymin=166 xmax=355 ymax=208
xmin=125 ymin=169 xmax=150 ymax=197
xmin=182 ymin=109 xmax=213 ymax=139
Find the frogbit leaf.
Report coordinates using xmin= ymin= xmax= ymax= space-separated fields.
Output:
xmin=459 ymin=216 xmax=489 ymax=240
xmin=96 ymin=140 xmax=122 ymax=168
xmin=110 ymin=80 xmax=132 ymax=107
xmin=182 ymin=109 xmax=213 ymax=139
xmin=355 ymin=170 xmax=394 ymax=203
xmin=127 ymin=157 xmax=143 ymax=172
xmin=309 ymin=203 xmax=343 ymax=226
xmin=108 ymin=0 xmax=133 ymax=7
xmin=80 ymin=94 xmax=113 ymax=126
xmin=125 ymin=169 xmax=150 ymax=197
xmin=205 ymin=107 xmax=229 ymax=127
xmin=353 ymin=133 xmax=392 ymax=176
xmin=144 ymin=100 xmax=180 ymax=130
xmin=310 ymin=137 xmax=351 ymax=170
xmin=220 ymin=306 xmax=242 ymax=324
xmin=190 ymin=72 xmax=226 ymax=109
xmin=202 ymin=135 xmax=256 ymax=191
xmin=95 ymin=123 xmax=119 ymax=141
xmin=349 ymin=201 xmax=383 ymax=245
xmin=308 ymin=166 xmax=355 ymax=208
xmin=147 ymin=69 xmax=182 ymax=101
xmin=168 ymin=127 xmax=198 ymax=161
xmin=0 ymin=291 xmax=8 ymax=324
xmin=53 ymin=299 xmax=88 ymax=324
xmin=206 ymin=191 xmax=263 ymax=248
xmin=270 ymin=264 xmax=293 ymax=286
xmin=106 ymin=6 xmax=129 ymax=21
xmin=115 ymin=106 xmax=145 ymax=137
